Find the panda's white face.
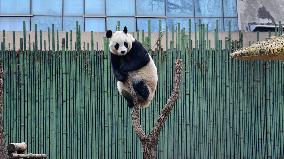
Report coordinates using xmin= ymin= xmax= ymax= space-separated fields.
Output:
xmin=109 ymin=31 xmax=135 ymax=56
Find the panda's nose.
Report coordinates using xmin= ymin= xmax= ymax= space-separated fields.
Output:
xmin=121 ymin=51 xmax=125 ymax=54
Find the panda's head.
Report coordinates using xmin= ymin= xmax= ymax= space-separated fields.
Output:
xmin=106 ymin=26 xmax=135 ymax=56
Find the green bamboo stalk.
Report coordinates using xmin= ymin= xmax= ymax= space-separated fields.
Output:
xmin=188 ymin=19 xmax=192 ymax=50
xmin=2 ymin=30 xmax=5 ymax=51
xmin=116 ymin=21 xmax=120 ymax=31
xmin=40 ymin=30 xmax=42 ymax=51
xmin=65 ymin=32 xmax=68 ymax=50
xmin=44 ymin=40 xmax=46 ymax=51
xmin=28 ymin=34 xmax=31 ymax=51
xmin=91 ymin=31 xmax=94 ymax=52
xmin=142 ymin=30 xmax=144 ymax=44
xmin=137 ymin=30 xmax=140 ymax=42
xmin=13 ymin=31 xmax=15 ymax=51
xmin=158 ymin=19 xmax=162 ymax=51
xmin=23 ymin=21 xmax=26 ymax=50
xmin=177 ymin=23 xmax=180 ymax=50
xmin=148 ymin=19 xmax=151 ymax=51
xmin=166 ymin=24 xmax=168 ymax=51
xmin=57 ymin=30 xmax=59 ymax=51
xmin=35 ymin=24 xmax=38 ymax=51
xmin=52 ymin=24 xmax=55 ymax=51
xmin=20 ymin=38 xmax=23 ymax=51
xmin=48 ymin=27 xmax=51 ymax=51
xmin=70 ymin=30 xmax=73 ymax=50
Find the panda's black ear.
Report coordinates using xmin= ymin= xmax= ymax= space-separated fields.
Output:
xmin=123 ymin=26 xmax=128 ymax=34
xmin=106 ymin=30 xmax=112 ymax=38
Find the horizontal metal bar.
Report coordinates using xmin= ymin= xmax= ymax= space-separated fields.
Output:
xmin=135 ymin=15 xmax=167 ymax=18
xmin=0 ymin=14 xmax=237 ymax=19
xmin=83 ymin=15 xmax=237 ymax=19
xmin=84 ymin=15 xmax=107 ymax=18
xmin=0 ymin=14 xmax=33 ymax=17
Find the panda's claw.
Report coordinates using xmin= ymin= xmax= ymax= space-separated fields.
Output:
xmin=133 ymin=81 xmax=149 ymax=100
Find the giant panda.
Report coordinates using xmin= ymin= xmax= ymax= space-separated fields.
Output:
xmin=106 ymin=26 xmax=158 ymax=108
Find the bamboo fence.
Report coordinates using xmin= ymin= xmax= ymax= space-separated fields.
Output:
xmin=1 ymin=20 xmax=284 ymax=159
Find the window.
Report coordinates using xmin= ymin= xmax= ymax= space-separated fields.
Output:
xmin=0 ymin=0 xmax=238 ymax=32
xmin=136 ymin=0 xmax=165 ymax=16
xmin=64 ymin=0 xmax=83 ymax=16
xmin=106 ymin=0 xmax=135 ymax=16
xmin=85 ymin=0 xmax=105 ymax=16
xmin=32 ymin=0 xmax=62 ymax=15
xmin=224 ymin=0 xmax=237 ymax=17
xmin=0 ymin=0 xmax=30 ymax=14
xmin=195 ymin=0 xmax=222 ymax=17
xmin=167 ymin=0 xmax=194 ymax=17
xmin=85 ymin=18 xmax=106 ymax=32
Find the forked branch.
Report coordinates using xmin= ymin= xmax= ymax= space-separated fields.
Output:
xmin=131 ymin=59 xmax=183 ymax=159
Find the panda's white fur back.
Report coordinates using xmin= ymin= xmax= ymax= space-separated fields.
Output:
xmin=117 ymin=55 xmax=158 ymax=108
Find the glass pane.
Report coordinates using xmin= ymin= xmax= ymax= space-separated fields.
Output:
xmin=136 ymin=0 xmax=165 ymax=16
xmin=63 ymin=17 xmax=84 ymax=31
xmin=107 ymin=17 xmax=135 ymax=32
xmin=0 ymin=0 xmax=30 ymax=14
xmin=195 ymin=0 xmax=222 ymax=17
xmin=224 ymin=18 xmax=238 ymax=31
xmin=32 ymin=0 xmax=62 ymax=15
xmin=64 ymin=0 xmax=83 ymax=16
xmin=32 ymin=16 xmax=62 ymax=31
xmin=0 ymin=17 xmax=30 ymax=31
xmin=224 ymin=0 xmax=237 ymax=17
xmin=167 ymin=18 xmax=195 ymax=32
xmin=85 ymin=0 xmax=105 ymax=15
xmin=195 ymin=18 xmax=223 ymax=32
xmin=106 ymin=0 xmax=135 ymax=16
xmin=85 ymin=18 xmax=105 ymax=32
xmin=167 ymin=0 xmax=194 ymax=17
xmin=137 ymin=18 xmax=166 ymax=32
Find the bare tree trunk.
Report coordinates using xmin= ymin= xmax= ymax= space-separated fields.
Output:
xmin=0 ymin=63 xmax=8 ymax=159
xmin=132 ymin=59 xmax=183 ymax=159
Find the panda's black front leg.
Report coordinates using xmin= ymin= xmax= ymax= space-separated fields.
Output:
xmin=132 ymin=80 xmax=149 ymax=100
xmin=111 ymin=53 xmax=128 ymax=82
xmin=114 ymin=70 xmax=128 ymax=82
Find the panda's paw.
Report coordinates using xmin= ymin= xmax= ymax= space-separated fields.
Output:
xmin=121 ymin=90 xmax=134 ymax=108
xmin=117 ymin=74 xmax=127 ymax=82
xmin=133 ymin=81 xmax=149 ymax=100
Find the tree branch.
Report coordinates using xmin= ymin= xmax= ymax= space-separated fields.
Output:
xmin=9 ymin=154 xmax=47 ymax=159
xmin=131 ymin=59 xmax=183 ymax=157
xmin=0 ymin=62 xmax=8 ymax=159
xmin=150 ymin=59 xmax=182 ymax=138
xmin=131 ymin=106 xmax=146 ymax=141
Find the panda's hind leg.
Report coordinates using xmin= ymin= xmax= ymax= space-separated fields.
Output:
xmin=132 ymin=80 xmax=149 ymax=100
xmin=121 ymin=90 xmax=135 ymax=108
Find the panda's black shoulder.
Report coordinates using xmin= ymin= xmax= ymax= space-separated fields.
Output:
xmin=130 ymin=40 xmax=146 ymax=53
xmin=127 ymin=40 xmax=149 ymax=60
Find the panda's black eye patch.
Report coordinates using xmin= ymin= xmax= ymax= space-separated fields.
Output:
xmin=124 ymin=42 xmax=128 ymax=48
xmin=114 ymin=43 xmax=119 ymax=50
